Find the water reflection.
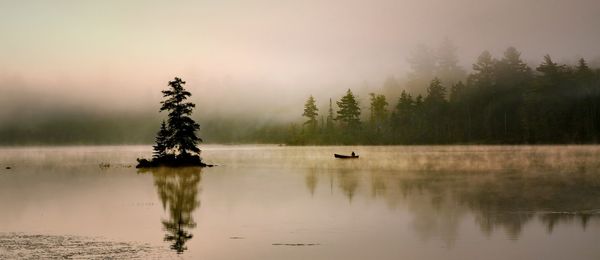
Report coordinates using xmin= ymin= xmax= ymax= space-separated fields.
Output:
xmin=140 ymin=167 xmax=201 ymax=254
xmin=305 ymin=167 xmax=600 ymax=242
xmin=305 ymin=168 xmax=318 ymax=196
xmin=337 ymin=168 xmax=359 ymax=202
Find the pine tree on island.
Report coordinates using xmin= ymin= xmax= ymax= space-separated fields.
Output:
xmin=137 ymin=77 xmax=209 ymax=168
xmin=153 ymin=120 xmax=170 ymax=159
xmin=160 ymin=77 xmax=202 ymax=155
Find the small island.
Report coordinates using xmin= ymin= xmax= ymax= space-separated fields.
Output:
xmin=136 ymin=77 xmax=210 ymax=168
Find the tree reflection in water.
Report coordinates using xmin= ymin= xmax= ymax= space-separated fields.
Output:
xmin=305 ymin=167 xmax=318 ymax=196
xmin=305 ymin=167 xmax=600 ymax=243
xmin=140 ymin=167 xmax=201 ymax=254
xmin=336 ymin=168 xmax=359 ymax=202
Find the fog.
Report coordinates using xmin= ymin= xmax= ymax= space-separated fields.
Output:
xmin=1 ymin=0 xmax=599 ymax=143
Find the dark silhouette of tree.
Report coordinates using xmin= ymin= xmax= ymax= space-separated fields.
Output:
xmin=160 ymin=77 xmax=201 ymax=156
xmin=424 ymin=78 xmax=448 ymax=143
xmin=528 ymin=54 xmax=574 ymax=142
xmin=137 ymin=77 xmax=206 ymax=168
xmin=336 ymin=89 xmax=361 ymax=128
xmin=153 ymin=121 xmax=171 ymax=159
xmin=302 ymin=95 xmax=319 ymax=131
xmin=392 ymin=90 xmax=415 ymax=143
xmin=483 ymin=47 xmax=531 ymax=143
xmin=465 ymin=50 xmax=496 ymax=141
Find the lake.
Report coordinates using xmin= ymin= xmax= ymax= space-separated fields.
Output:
xmin=1 ymin=145 xmax=600 ymax=259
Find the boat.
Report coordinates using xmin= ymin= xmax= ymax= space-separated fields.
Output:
xmin=334 ymin=153 xmax=359 ymax=159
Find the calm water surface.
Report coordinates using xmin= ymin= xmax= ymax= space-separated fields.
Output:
xmin=1 ymin=145 xmax=600 ymax=259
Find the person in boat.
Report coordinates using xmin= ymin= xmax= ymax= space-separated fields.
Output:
xmin=351 ymin=151 xmax=356 ymax=156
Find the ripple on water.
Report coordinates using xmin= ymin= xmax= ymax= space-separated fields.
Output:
xmin=0 ymin=233 xmax=174 ymax=259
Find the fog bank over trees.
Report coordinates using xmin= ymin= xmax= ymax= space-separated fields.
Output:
xmin=2 ymin=47 xmax=600 ymax=145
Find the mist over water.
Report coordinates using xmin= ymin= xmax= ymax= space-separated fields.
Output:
xmin=1 ymin=145 xmax=600 ymax=259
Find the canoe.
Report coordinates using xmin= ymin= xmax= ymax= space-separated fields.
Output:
xmin=334 ymin=154 xmax=359 ymax=159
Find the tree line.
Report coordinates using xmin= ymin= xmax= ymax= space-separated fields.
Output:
xmin=290 ymin=47 xmax=600 ymax=145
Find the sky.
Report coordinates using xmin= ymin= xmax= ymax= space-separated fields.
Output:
xmin=1 ymin=0 xmax=599 ymax=120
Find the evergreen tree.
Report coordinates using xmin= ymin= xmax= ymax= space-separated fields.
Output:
xmin=336 ymin=89 xmax=361 ymax=128
xmin=153 ymin=121 xmax=171 ymax=159
xmin=490 ymin=47 xmax=532 ymax=142
xmin=369 ymin=93 xmax=388 ymax=131
xmin=500 ymin=47 xmax=530 ymax=75
xmin=326 ymin=98 xmax=334 ymax=130
xmin=425 ymin=78 xmax=447 ymax=104
xmin=284 ymin=49 xmax=600 ymax=145
xmin=424 ymin=78 xmax=448 ymax=143
xmin=392 ymin=90 xmax=415 ymax=142
xmin=575 ymin=58 xmax=593 ymax=78
xmin=532 ymin=55 xmax=571 ymax=142
xmin=469 ymin=50 xmax=496 ymax=87
xmin=466 ymin=50 xmax=496 ymax=141
xmin=160 ymin=77 xmax=202 ymax=156
xmin=302 ymin=95 xmax=319 ymax=130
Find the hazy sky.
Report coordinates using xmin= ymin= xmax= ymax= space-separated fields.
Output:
xmin=1 ymin=0 xmax=599 ymax=119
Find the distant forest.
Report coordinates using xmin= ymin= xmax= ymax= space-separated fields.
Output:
xmin=1 ymin=45 xmax=600 ymax=145
xmin=290 ymin=47 xmax=600 ymax=145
